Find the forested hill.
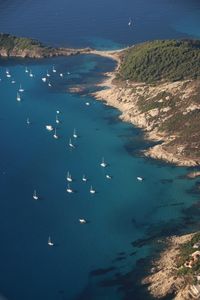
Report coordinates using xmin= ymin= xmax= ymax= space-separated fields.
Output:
xmin=119 ymin=39 xmax=200 ymax=83
xmin=0 ymin=33 xmax=91 ymax=58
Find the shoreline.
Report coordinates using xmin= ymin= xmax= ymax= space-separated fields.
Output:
xmin=142 ymin=234 xmax=194 ymax=300
xmin=91 ymin=50 xmax=200 ymax=167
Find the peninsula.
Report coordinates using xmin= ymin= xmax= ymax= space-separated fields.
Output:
xmin=0 ymin=33 xmax=92 ymax=58
xmin=94 ymin=39 xmax=200 ymax=166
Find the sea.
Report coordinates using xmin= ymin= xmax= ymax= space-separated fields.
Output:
xmin=0 ymin=0 xmax=200 ymax=299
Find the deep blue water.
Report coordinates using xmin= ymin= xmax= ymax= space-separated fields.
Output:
xmin=0 ymin=1 xmax=200 ymax=300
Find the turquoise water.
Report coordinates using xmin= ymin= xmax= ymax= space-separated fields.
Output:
xmin=0 ymin=0 xmax=200 ymax=299
xmin=0 ymin=55 xmax=199 ymax=300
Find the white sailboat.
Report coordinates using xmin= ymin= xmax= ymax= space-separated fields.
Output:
xmin=137 ymin=176 xmax=143 ymax=181
xmin=6 ymin=69 xmax=11 ymax=78
xmin=52 ymin=66 xmax=56 ymax=73
xmin=46 ymin=125 xmax=54 ymax=131
xmin=56 ymin=115 xmax=60 ymax=124
xmin=33 ymin=190 xmax=38 ymax=200
xmin=48 ymin=82 xmax=52 ymax=87
xmin=82 ymin=174 xmax=87 ymax=182
xmin=79 ymin=219 xmax=87 ymax=224
xmin=11 ymin=80 xmax=16 ymax=84
xmin=42 ymin=77 xmax=47 ymax=82
xmin=73 ymin=128 xmax=78 ymax=138
xmin=25 ymin=67 xmax=29 ymax=73
xmin=26 ymin=118 xmax=30 ymax=125
xmin=19 ymin=84 xmax=24 ymax=92
xmin=69 ymin=138 xmax=75 ymax=148
xmin=46 ymin=71 xmax=50 ymax=77
xmin=100 ymin=157 xmax=107 ymax=168
xmin=90 ymin=186 xmax=96 ymax=194
xmin=59 ymin=73 xmax=63 ymax=78
xmin=106 ymin=174 xmax=112 ymax=179
xmin=66 ymin=171 xmax=73 ymax=182
xmin=66 ymin=183 xmax=73 ymax=193
xmin=56 ymin=110 xmax=60 ymax=114
xmin=29 ymin=70 xmax=33 ymax=77
xmin=53 ymin=128 xmax=58 ymax=139
xmin=128 ymin=18 xmax=132 ymax=26
xmin=48 ymin=236 xmax=54 ymax=246
xmin=16 ymin=93 xmax=21 ymax=102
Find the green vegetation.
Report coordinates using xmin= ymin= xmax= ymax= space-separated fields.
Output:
xmin=0 ymin=33 xmax=48 ymax=52
xmin=119 ymin=39 xmax=200 ymax=83
xmin=177 ymin=232 xmax=200 ymax=276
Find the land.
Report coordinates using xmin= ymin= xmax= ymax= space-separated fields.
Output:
xmin=0 ymin=33 xmax=92 ymax=58
xmin=93 ymin=39 xmax=200 ymax=166
xmin=142 ymin=232 xmax=200 ymax=299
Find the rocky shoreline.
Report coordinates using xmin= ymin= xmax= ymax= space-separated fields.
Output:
xmin=142 ymin=234 xmax=194 ymax=299
xmin=92 ymin=53 xmax=200 ymax=167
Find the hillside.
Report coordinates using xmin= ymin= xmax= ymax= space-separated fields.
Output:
xmin=119 ymin=39 xmax=200 ymax=83
xmin=94 ymin=39 xmax=200 ymax=166
xmin=0 ymin=33 xmax=91 ymax=58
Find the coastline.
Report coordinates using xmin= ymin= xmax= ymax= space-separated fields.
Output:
xmin=91 ymin=50 xmax=200 ymax=167
xmin=142 ymin=234 xmax=194 ymax=300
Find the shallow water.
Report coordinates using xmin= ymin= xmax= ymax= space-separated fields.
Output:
xmin=0 ymin=1 xmax=200 ymax=300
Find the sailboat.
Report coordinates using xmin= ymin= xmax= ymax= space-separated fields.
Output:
xmin=56 ymin=110 xmax=60 ymax=114
xmin=29 ymin=70 xmax=33 ymax=77
xmin=82 ymin=174 xmax=87 ymax=182
xmin=6 ymin=69 xmax=11 ymax=78
xmin=73 ymin=129 xmax=78 ymax=138
xmin=59 ymin=73 xmax=63 ymax=78
xmin=137 ymin=176 xmax=143 ymax=181
xmin=46 ymin=125 xmax=54 ymax=131
xmin=46 ymin=71 xmax=50 ymax=77
xmin=25 ymin=67 xmax=29 ymax=73
xmin=128 ymin=18 xmax=132 ymax=26
xmin=66 ymin=171 xmax=73 ymax=182
xmin=69 ymin=138 xmax=75 ymax=148
xmin=79 ymin=219 xmax=87 ymax=224
xmin=48 ymin=236 xmax=54 ymax=246
xmin=52 ymin=66 xmax=56 ymax=73
xmin=100 ymin=157 xmax=107 ymax=168
xmin=106 ymin=174 xmax=112 ymax=179
xmin=16 ymin=93 xmax=21 ymax=102
xmin=33 ymin=190 xmax=38 ymax=200
xmin=42 ymin=77 xmax=47 ymax=82
xmin=26 ymin=118 xmax=30 ymax=125
xmin=90 ymin=186 xmax=96 ymax=194
xmin=56 ymin=115 xmax=60 ymax=124
xmin=19 ymin=84 xmax=24 ymax=92
xmin=48 ymin=82 xmax=52 ymax=87
xmin=66 ymin=183 xmax=73 ymax=193
xmin=53 ymin=128 xmax=58 ymax=139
